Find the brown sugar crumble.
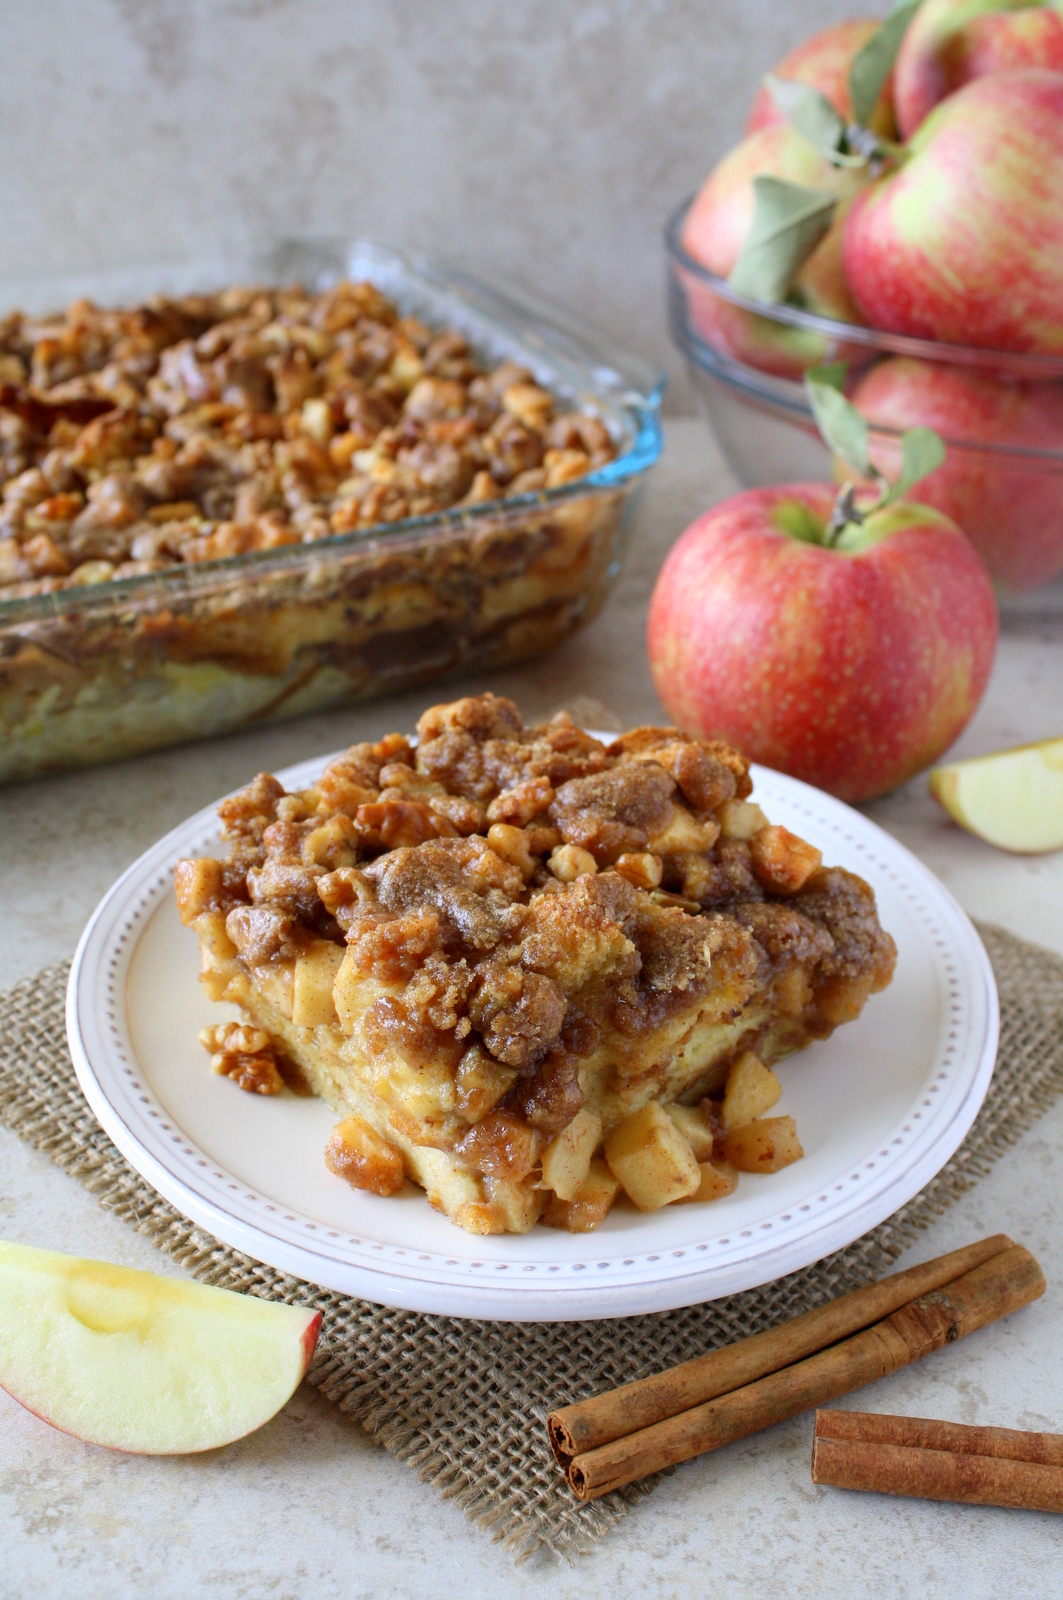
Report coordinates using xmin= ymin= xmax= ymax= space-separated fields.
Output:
xmin=176 ymin=694 xmax=897 ymax=1235
xmin=0 ymin=282 xmax=616 ymax=599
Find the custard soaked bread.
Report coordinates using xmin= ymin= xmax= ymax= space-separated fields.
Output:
xmin=175 ymin=694 xmax=896 ymax=1235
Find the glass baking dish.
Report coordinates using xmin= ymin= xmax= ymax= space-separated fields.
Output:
xmin=0 ymin=242 xmax=663 ymax=784
xmin=665 ymin=195 xmax=1063 ymax=610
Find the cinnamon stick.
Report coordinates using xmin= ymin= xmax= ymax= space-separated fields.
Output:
xmin=549 ymin=1234 xmax=1012 ymax=1467
xmin=812 ymin=1410 xmax=1063 ymax=1512
xmin=564 ymin=1243 xmax=1045 ymax=1501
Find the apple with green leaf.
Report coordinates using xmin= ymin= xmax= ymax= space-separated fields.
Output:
xmin=894 ymin=0 xmax=1063 ymax=136
xmin=678 ymin=123 xmax=865 ymax=376
xmin=764 ymin=59 xmax=1063 ymax=353
xmin=647 ymin=370 xmax=997 ymax=802
xmin=0 ymin=1239 xmax=321 ymax=1452
xmin=677 ymin=7 xmax=917 ymax=376
xmin=746 ymin=17 xmax=899 ymax=138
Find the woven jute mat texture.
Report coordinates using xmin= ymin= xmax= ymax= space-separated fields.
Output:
xmin=2 ymin=922 xmax=1062 ymax=1562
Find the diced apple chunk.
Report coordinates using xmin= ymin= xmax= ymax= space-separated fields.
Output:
xmin=722 ymin=1115 xmax=804 ymax=1174
xmin=542 ymin=1159 xmax=621 ymax=1232
xmin=665 ymin=1103 xmax=717 ymax=1161
xmin=173 ymin=857 xmax=227 ymax=923
xmin=718 ymin=800 xmax=768 ymax=840
xmin=541 ymin=1108 xmax=603 ymax=1201
xmin=325 ymin=1116 xmax=406 ymax=1196
xmin=720 ymin=1052 xmax=782 ymax=1131
xmin=604 ymin=1102 xmax=701 ymax=1211
xmin=749 ymin=824 xmax=823 ymax=893
xmin=683 ymin=1159 xmax=739 ymax=1202
xmin=0 ymin=1240 xmax=320 ymax=1454
xmin=291 ymin=940 xmax=346 ymax=1028
xmin=453 ymin=1044 xmax=517 ymax=1122
xmin=929 ymin=738 xmax=1063 ymax=854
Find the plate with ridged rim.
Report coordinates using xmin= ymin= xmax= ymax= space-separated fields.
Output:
xmin=67 ymin=743 xmax=997 ymax=1321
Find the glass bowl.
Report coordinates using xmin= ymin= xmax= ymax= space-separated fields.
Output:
xmin=666 ymin=196 xmax=1063 ymax=605
xmin=0 ymin=242 xmax=663 ymax=784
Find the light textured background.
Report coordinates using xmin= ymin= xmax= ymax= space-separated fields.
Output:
xmin=0 ymin=0 xmax=863 ymax=412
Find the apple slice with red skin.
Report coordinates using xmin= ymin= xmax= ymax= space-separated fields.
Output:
xmin=0 ymin=1239 xmax=321 ymax=1453
xmin=647 ymin=482 xmax=997 ymax=803
xmin=930 ymin=738 xmax=1063 ymax=853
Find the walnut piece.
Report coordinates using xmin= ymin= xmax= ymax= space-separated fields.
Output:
xmin=198 ymin=1021 xmax=283 ymax=1095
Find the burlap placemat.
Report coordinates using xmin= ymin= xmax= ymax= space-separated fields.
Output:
xmin=2 ymin=923 xmax=1062 ymax=1562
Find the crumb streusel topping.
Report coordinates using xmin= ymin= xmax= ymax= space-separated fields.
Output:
xmin=0 ymin=281 xmax=615 ymax=600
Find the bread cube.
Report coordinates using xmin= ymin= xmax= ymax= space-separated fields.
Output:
xmin=722 ymin=1115 xmax=804 ymax=1174
xmin=665 ymin=1103 xmax=717 ymax=1162
xmin=541 ymin=1108 xmax=603 ymax=1201
xmin=720 ymin=1052 xmax=782 ymax=1131
xmin=604 ymin=1102 xmax=701 ymax=1211
xmin=483 ymin=1175 xmax=546 ymax=1233
xmin=542 ymin=1158 xmax=621 ymax=1232
xmin=325 ymin=1115 xmax=406 ymax=1196
xmin=292 ymin=940 xmax=346 ymax=1028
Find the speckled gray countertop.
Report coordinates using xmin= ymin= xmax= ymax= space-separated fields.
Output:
xmin=3 ymin=420 xmax=1062 ymax=1600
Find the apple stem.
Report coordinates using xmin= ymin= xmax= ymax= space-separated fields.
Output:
xmin=826 ymin=483 xmax=864 ymax=546
xmin=844 ymin=124 xmax=881 ymax=162
xmin=844 ymin=124 xmax=905 ymax=175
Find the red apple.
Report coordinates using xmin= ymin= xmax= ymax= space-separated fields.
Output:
xmin=894 ymin=0 xmax=1063 ymax=136
xmin=851 ymin=356 xmax=1063 ymax=590
xmin=679 ymin=125 xmax=866 ymax=377
xmin=681 ymin=125 xmax=861 ymax=283
xmin=647 ymin=484 xmax=997 ymax=802
xmin=843 ymin=69 xmax=1063 ymax=353
xmin=747 ymin=19 xmax=898 ymax=137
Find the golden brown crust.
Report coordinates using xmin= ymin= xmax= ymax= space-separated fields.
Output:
xmin=0 ymin=288 xmax=616 ymax=599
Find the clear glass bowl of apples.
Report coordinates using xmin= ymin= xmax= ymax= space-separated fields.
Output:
xmin=665 ymin=5 xmax=1063 ymax=605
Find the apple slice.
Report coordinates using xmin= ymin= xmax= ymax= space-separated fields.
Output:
xmin=0 ymin=1239 xmax=321 ymax=1453
xmin=929 ymin=738 xmax=1063 ymax=854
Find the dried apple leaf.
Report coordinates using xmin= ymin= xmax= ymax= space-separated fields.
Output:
xmin=849 ymin=0 xmax=920 ymax=127
xmin=806 ymin=367 xmax=947 ymax=530
xmin=893 ymin=425 xmax=946 ymax=499
xmin=764 ymin=75 xmax=869 ymax=166
xmin=727 ymin=177 xmax=837 ymax=305
xmin=766 ymin=74 xmax=848 ymax=157
xmin=805 ymin=367 xmax=871 ymax=480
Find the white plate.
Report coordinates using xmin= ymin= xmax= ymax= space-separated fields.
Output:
xmin=67 ymin=748 xmax=997 ymax=1321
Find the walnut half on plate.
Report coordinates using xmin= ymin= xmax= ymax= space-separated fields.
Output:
xmin=174 ymin=693 xmax=896 ymax=1235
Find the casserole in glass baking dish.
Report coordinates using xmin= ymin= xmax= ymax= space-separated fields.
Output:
xmin=0 ymin=242 xmax=662 ymax=783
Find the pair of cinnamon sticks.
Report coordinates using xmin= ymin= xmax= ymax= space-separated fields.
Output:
xmin=548 ymin=1235 xmax=1046 ymax=1502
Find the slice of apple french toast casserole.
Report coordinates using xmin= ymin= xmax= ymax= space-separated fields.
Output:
xmin=175 ymin=693 xmax=896 ymax=1235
